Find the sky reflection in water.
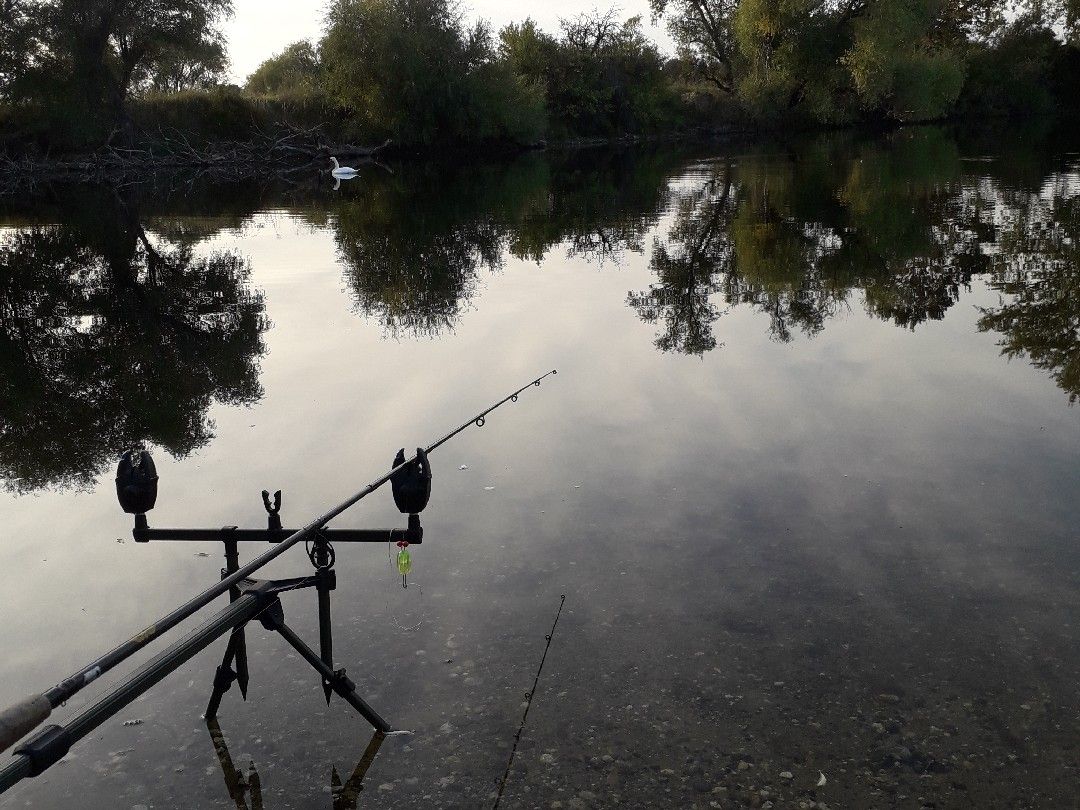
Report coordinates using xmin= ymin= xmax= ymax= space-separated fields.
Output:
xmin=0 ymin=125 xmax=1078 ymax=807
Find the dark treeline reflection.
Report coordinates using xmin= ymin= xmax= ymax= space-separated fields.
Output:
xmin=629 ymin=131 xmax=983 ymax=352
xmin=327 ymin=130 xmax=1080 ymax=406
xmin=330 ymin=149 xmax=681 ymax=336
xmin=625 ymin=129 xmax=1080 ymax=408
xmin=2 ymin=129 xmax=1078 ymax=489
xmin=0 ymin=187 xmax=268 ymax=493
xmin=977 ymin=191 xmax=1080 ymax=403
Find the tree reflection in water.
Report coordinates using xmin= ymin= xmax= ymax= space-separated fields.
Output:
xmin=332 ymin=150 xmax=679 ymax=337
xmin=627 ymin=164 xmax=734 ymax=355
xmin=332 ymin=164 xmax=505 ymax=338
xmin=329 ymin=131 xmax=1080 ymax=399
xmin=0 ymin=188 xmax=268 ymax=493
xmin=628 ymin=129 xmax=1080 ymax=397
xmin=979 ymin=194 xmax=1080 ymax=403
xmin=3 ymin=130 xmax=1079 ymax=493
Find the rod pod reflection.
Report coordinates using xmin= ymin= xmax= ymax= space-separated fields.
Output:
xmin=0 ymin=370 xmax=556 ymax=796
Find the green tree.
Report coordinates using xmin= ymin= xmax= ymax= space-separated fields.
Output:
xmin=142 ymin=38 xmax=228 ymax=94
xmin=841 ymin=0 xmax=965 ymax=121
xmin=322 ymin=0 xmax=543 ymax=145
xmin=649 ymin=0 xmax=739 ymax=94
xmin=500 ymin=11 xmax=678 ymax=138
xmin=245 ymin=40 xmax=322 ymax=95
xmin=732 ymin=0 xmax=851 ymax=122
xmin=1 ymin=0 xmax=233 ymax=144
xmin=651 ymin=0 xmax=1045 ymax=124
xmin=958 ymin=12 xmax=1068 ymax=119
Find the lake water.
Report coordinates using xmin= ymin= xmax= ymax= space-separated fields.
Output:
xmin=1 ymin=125 xmax=1078 ymax=808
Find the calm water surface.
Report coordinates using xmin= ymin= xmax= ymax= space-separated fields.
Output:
xmin=1 ymin=126 xmax=1079 ymax=808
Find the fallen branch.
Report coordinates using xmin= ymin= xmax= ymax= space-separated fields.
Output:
xmin=0 ymin=128 xmax=393 ymax=193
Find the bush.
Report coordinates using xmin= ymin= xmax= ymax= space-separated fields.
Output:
xmin=500 ymin=12 xmax=684 ymax=139
xmin=245 ymin=41 xmax=323 ymax=95
xmin=129 ymin=86 xmax=344 ymax=144
xmin=131 ymin=87 xmax=267 ymax=143
xmin=321 ymin=0 xmax=545 ymax=146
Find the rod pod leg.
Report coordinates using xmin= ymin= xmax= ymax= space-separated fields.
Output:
xmin=316 ymin=566 xmax=335 ymax=705
xmin=205 ymin=626 xmax=247 ymax=719
xmin=258 ymin=600 xmax=391 ymax=733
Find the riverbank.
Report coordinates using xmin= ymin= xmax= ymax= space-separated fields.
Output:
xmin=3 ymin=110 xmax=1071 ymax=197
xmin=0 ymin=121 xmax=761 ymax=194
xmin=0 ymin=128 xmax=399 ymax=193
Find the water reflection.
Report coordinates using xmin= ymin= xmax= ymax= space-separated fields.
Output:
xmin=208 ymin=719 xmax=385 ymax=809
xmin=332 ymin=150 xmax=680 ymax=336
xmin=627 ymin=162 xmax=735 ymax=354
xmin=3 ymin=129 xmax=1080 ymax=808
xmin=0 ymin=188 xmax=268 ymax=493
xmin=977 ymin=197 xmax=1080 ymax=402
xmin=2 ymin=128 xmax=1079 ymax=495
xmin=627 ymin=129 xmax=1079 ymax=382
xmin=333 ymin=165 xmax=505 ymax=338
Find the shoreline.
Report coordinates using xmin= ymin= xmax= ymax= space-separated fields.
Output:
xmin=0 ymin=114 xmax=1067 ymax=194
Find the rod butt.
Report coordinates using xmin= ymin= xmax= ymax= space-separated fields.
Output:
xmin=0 ymin=694 xmax=51 ymax=754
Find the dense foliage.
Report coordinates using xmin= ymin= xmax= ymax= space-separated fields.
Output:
xmin=320 ymin=0 xmax=545 ymax=144
xmin=1 ymin=0 xmax=232 ymax=146
xmin=499 ymin=11 xmax=681 ymax=138
xmin=244 ymin=41 xmax=322 ymax=96
xmin=0 ymin=0 xmax=1078 ymax=151
xmin=654 ymin=0 xmax=1079 ymax=124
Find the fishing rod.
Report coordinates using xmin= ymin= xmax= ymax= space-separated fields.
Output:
xmin=0 ymin=369 xmax=556 ymax=762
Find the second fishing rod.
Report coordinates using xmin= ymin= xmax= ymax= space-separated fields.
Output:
xmin=0 ymin=369 xmax=557 ymax=756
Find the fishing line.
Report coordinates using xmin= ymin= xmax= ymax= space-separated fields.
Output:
xmin=492 ymin=594 xmax=566 ymax=810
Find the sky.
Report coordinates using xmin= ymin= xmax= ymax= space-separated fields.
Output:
xmin=223 ymin=0 xmax=673 ymax=84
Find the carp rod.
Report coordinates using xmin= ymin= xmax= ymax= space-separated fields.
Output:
xmin=0 ymin=369 xmax=556 ymax=757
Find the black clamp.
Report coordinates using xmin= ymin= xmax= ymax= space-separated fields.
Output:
xmin=307 ymin=531 xmax=336 ymax=571
xmin=329 ymin=669 xmax=355 ymax=693
xmin=261 ymin=490 xmax=282 ymax=531
xmin=406 ymin=513 xmax=424 ymax=544
xmin=315 ymin=567 xmax=337 ymax=591
xmin=256 ymin=597 xmax=286 ymax=631
xmin=14 ymin=725 xmax=72 ymax=777
xmin=213 ymin=664 xmax=237 ymax=693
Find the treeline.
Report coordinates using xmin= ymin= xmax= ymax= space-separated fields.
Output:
xmin=0 ymin=0 xmax=1079 ymax=153
xmin=216 ymin=3 xmax=692 ymax=145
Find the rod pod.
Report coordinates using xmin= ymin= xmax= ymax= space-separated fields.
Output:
xmin=0 ymin=370 xmax=556 ymax=756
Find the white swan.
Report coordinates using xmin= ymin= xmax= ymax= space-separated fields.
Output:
xmin=330 ymin=156 xmax=358 ymax=178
